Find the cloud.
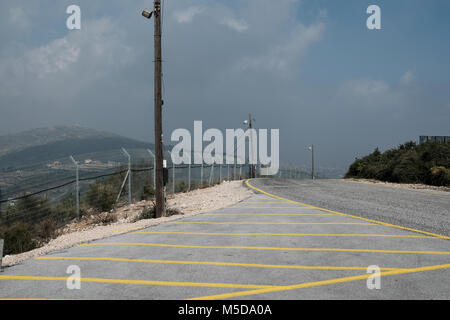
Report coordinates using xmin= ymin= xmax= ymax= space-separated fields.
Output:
xmin=400 ymin=70 xmax=416 ymax=86
xmin=26 ymin=38 xmax=80 ymax=78
xmin=234 ymin=22 xmax=325 ymax=73
xmin=220 ymin=17 xmax=248 ymax=32
xmin=174 ymin=6 xmax=205 ymax=23
xmin=9 ymin=7 xmax=29 ymax=29
xmin=0 ymin=17 xmax=134 ymax=97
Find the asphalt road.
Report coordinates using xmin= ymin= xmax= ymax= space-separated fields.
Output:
xmin=0 ymin=178 xmax=449 ymax=300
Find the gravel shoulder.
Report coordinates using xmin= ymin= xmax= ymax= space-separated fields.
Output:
xmin=251 ymin=178 xmax=450 ymax=238
xmin=2 ymin=180 xmax=253 ymax=267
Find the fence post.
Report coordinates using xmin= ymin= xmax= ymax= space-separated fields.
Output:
xmin=173 ymin=162 xmax=175 ymax=194
xmin=0 ymin=239 xmax=4 ymax=271
xmin=121 ymin=148 xmax=131 ymax=205
xmin=188 ymin=163 xmax=191 ymax=191
xmin=219 ymin=164 xmax=222 ymax=183
xmin=228 ymin=164 xmax=230 ymax=181
xmin=239 ymin=165 xmax=242 ymax=180
xmin=234 ymin=163 xmax=236 ymax=180
xmin=201 ymin=163 xmax=203 ymax=188
xmin=209 ymin=164 xmax=214 ymax=186
xmin=70 ymin=156 xmax=80 ymax=220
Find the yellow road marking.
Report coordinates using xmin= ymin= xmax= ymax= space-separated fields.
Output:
xmin=238 ymin=202 xmax=289 ymax=204
xmin=226 ymin=206 xmax=308 ymax=209
xmin=0 ymin=275 xmax=277 ymax=290
xmin=78 ymin=242 xmax=450 ymax=255
xmin=169 ymin=222 xmax=376 ymax=225
xmin=35 ymin=256 xmax=404 ymax=271
xmin=203 ymin=213 xmax=335 ymax=216
xmin=245 ymin=180 xmax=450 ymax=239
xmin=132 ymin=231 xmax=436 ymax=239
xmin=0 ymin=298 xmax=77 ymax=301
xmin=187 ymin=263 xmax=450 ymax=300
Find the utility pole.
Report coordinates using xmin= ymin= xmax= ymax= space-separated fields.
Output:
xmin=143 ymin=1 xmax=165 ymax=217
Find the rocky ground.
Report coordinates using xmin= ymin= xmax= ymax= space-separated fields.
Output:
xmin=346 ymin=178 xmax=450 ymax=192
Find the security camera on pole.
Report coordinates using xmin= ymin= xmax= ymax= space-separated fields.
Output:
xmin=142 ymin=1 xmax=165 ymax=217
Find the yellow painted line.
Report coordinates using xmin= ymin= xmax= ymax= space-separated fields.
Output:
xmin=245 ymin=180 xmax=450 ymax=240
xmin=203 ymin=213 xmax=335 ymax=216
xmin=224 ymin=206 xmax=304 ymax=209
xmin=187 ymin=263 xmax=450 ymax=300
xmin=169 ymin=221 xmax=376 ymax=225
xmin=0 ymin=275 xmax=277 ymax=290
xmin=238 ymin=202 xmax=289 ymax=204
xmin=132 ymin=231 xmax=436 ymax=239
xmin=78 ymin=242 xmax=450 ymax=255
xmin=35 ymin=257 xmax=404 ymax=271
xmin=0 ymin=298 xmax=77 ymax=301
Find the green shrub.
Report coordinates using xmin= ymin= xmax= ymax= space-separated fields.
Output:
xmin=426 ymin=166 xmax=450 ymax=186
xmin=34 ymin=218 xmax=58 ymax=242
xmin=141 ymin=184 xmax=155 ymax=200
xmin=345 ymin=141 xmax=450 ymax=186
xmin=85 ymin=181 xmax=117 ymax=212
xmin=0 ymin=222 xmax=36 ymax=255
xmin=175 ymin=180 xmax=188 ymax=193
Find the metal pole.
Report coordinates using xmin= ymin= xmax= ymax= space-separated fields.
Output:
xmin=70 ymin=156 xmax=80 ymax=220
xmin=228 ymin=164 xmax=230 ymax=181
xmin=201 ymin=163 xmax=203 ymax=187
xmin=0 ymin=239 xmax=3 ymax=271
xmin=172 ymin=162 xmax=175 ymax=194
xmin=121 ymin=148 xmax=131 ymax=205
xmin=219 ymin=164 xmax=222 ymax=183
xmin=188 ymin=163 xmax=191 ymax=191
xmin=312 ymin=144 xmax=315 ymax=180
xmin=209 ymin=164 xmax=214 ymax=186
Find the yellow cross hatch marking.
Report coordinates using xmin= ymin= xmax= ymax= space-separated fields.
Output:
xmin=187 ymin=263 xmax=450 ymax=300
xmin=77 ymin=243 xmax=450 ymax=255
xmin=35 ymin=256 xmax=405 ymax=271
xmin=0 ymin=275 xmax=278 ymax=290
xmin=132 ymin=231 xmax=436 ymax=239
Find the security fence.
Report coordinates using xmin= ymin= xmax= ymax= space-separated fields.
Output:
xmin=0 ymin=147 xmax=312 ymax=230
xmin=0 ymin=148 xmax=258 ymax=228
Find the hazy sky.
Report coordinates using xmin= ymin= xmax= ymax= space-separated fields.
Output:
xmin=0 ymin=0 xmax=449 ymax=171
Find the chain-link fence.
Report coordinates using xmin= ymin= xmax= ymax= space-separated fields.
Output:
xmin=0 ymin=148 xmax=257 ymax=227
xmin=0 ymin=147 xmax=313 ymax=256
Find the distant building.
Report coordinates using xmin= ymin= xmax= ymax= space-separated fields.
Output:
xmin=419 ymin=136 xmax=450 ymax=144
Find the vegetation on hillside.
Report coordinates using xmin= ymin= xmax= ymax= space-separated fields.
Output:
xmin=345 ymin=141 xmax=450 ymax=186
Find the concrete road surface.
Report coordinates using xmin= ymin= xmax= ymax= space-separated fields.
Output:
xmin=0 ymin=178 xmax=449 ymax=300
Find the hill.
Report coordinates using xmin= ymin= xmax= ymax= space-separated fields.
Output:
xmin=345 ymin=141 xmax=450 ymax=186
xmin=0 ymin=126 xmax=154 ymax=169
